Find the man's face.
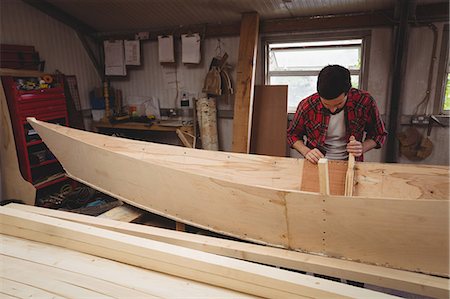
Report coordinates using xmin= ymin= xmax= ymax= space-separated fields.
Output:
xmin=320 ymin=92 xmax=347 ymax=114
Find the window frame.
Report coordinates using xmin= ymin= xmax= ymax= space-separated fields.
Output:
xmin=263 ymin=30 xmax=371 ymax=113
xmin=433 ymin=24 xmax=449 ymax=115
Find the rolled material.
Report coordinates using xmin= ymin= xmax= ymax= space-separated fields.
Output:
xmin=196 ymin=98 xmax=219 ymax=151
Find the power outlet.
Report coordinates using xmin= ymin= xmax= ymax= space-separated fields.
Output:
xmin=410 ymin=115 xmax=429 ymax=125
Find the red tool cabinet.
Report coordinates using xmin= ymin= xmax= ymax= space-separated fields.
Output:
xmin=2 ymin=76 xmax=70 ymax=193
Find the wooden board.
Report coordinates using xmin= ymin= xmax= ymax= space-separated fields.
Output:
xmin=301 ymin=160 xmax=347 ymax=195
xmin=27 ymin=118 xmax=449 ymax=276
xmin=10 ymin=203 xmax=448 ymax=299
xmin=98 ymin=202 xmax=144 ymax=222
xmin=250 ymin=85 xmax=288 ymax=157
xmin=232 ymin=12 xmax=259 ymax=153
xmin=0 ymin=234 xmax=257 ymax=298
xmin=301 ymin=160 xmax=449 ymax=200
xmin=0 ymin=79 xmax=35 ymax=203
xmin=286 ymin=194 xmax=449 ymax=276
xmin=0 ymin=207 xmax=395 ymax=299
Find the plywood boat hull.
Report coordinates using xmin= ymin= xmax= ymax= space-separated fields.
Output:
xmin=28 ymin=118 xmax=449 ymax=277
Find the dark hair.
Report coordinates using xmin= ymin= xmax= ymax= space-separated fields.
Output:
xmin=317 ymin=65 xmax=351 ymax=100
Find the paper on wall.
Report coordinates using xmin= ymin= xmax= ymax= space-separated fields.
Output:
xmin=181 ymin=33 xmax=201 ymax=64
xmin=104 ymin=40 xmax=126 ymax=76
xmin=158 ymin=35 xmax=175 ymax=63
xmin=162 ymin=65 xmax=180 ymax=90
xmin=124 ymin=40 xmax=141 ymax=65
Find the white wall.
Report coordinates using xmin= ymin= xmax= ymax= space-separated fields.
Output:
xmin=0 ymin=0 xmax=101 ymax=109
xmin=397 ymin=23 xmax=449 ymax=165
xmin=4 ymin=1 xmax=446 ymax=164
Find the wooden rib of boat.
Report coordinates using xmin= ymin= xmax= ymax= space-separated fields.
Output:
xmin=27 ymin=117 xmax=449 ymax=277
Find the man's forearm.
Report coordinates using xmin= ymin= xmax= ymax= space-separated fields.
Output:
xmin=292 ymin=140 xmax=310 ymax=157
xmin=362 ymin=139 xmax=377 ymax=153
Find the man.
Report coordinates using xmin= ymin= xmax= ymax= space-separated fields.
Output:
xmin=287 ymin=65 xmax=387 ymax=164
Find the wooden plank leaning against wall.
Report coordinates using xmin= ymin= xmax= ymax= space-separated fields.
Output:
xmin=232 ymin=12 xmax=260 ymax=154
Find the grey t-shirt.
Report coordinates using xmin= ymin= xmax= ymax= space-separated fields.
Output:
xmin=323 ymin=110 xmax=348 ymax=160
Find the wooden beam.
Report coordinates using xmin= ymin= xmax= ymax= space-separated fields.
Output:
xmin=344 ymin=154 xmax=355 ymax=197
xmin=0 ymin=207 xmax=394 ymax=299
xmin=75 ymin=31 xmax=103 ymax=80
xmin=232 ymin=12 xmax=259 ymax=154
xmin=22 ymin=0 xmax=96 ymax=35
xmin=318 ymin=158 xmax=330 ymax=196
xmin=385 ymin=0 xmax=412 ymax=162
xmin=98 ymin=203 xmax=144 ymax=222
xmin=8 ymin=203 xmax=449 ymax=299
xmin=0 ymin=80 xmax=35 ymax=204
xmin=1 ymin=234 xmax=256 ymax=298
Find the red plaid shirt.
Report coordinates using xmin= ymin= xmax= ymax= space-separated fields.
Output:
xmin=287 ymin=88 xmax=387 ymax=161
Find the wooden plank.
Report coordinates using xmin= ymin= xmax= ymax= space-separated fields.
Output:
xmin=0 ymin=68 xmax=50 ymax=77
xmin=232 ymin=12 xmax=259 ymax=154
xmin=344 ymin=154 xmax=355 ymax=197
xmin=301 ymin=160 xmax=347 ymax=195
xmin=98 ymin=203 xmax=144 ymax=222
xmin=10 ymin=203 xmax=448 ymax=299
xmin=301 ymin=160 xmax=450 ymax=200
xmin=1 ymin=234 xmax=256 ymax=298
xmin=354 ymin=162 xmax=449 ymax=200
xmin=0 ymin=79 xmax=35 ymax=203
xmin=0 ymin=207 xmax=395 ymax=299
xmin=286 ymin=194 xmax=449 ymax=276
xmin=250 ymin=85 xmax=288 ymax=156
xmin=318 ymin=158 xmax=330 ymax=195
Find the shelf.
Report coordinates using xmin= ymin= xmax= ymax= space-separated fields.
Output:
xmin=27 ymin=139 xmax=43 ymax=146
xmin=30 ymin=159 xmax=58 ymax=169
xmin=34 ymin=173 xmax=68 ymax=190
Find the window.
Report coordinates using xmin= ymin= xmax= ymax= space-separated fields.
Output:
xmin=435 ymin=24 xmax=449 ymax=114
xmin=444 ymin=66 xmax=450 ymax=111
xmin=266 ymin=38 xmax=365 ymax=113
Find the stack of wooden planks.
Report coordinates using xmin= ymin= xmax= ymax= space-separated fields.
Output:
xmin=1 ymin=204 xmax=448 ymax=299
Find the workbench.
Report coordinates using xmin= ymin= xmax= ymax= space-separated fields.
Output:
xmin=92 ymin=120 xmax=195 ymax=147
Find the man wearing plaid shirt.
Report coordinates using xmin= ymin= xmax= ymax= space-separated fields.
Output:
xmin=287 ymin=65 xmax=387 ymax=164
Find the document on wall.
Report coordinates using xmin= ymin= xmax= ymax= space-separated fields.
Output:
xmin=104 ymin=40 xmax=126 ymax=76
xmin=162 ymin=65 xmax=178 ymax=90
xmin=124 ymin=40 xmax=141 ymax=65
xmin=181 ymin=33 xmax=201 ymax=64
xmin=158 ymin=35 xmax=175 ymax=63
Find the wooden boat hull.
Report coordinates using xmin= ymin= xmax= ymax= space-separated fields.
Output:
xmin=28 ymin=118 xmax=449 ymax=277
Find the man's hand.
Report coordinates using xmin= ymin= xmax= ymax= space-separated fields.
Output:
xmin=346 ymin=136 xmax=363 ymax=157
xmin=304 ymin=148 xmax=324 ymax=164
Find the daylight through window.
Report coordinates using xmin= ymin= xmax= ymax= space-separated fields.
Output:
xmin=267 ymin=39 xmax=363 ymax=113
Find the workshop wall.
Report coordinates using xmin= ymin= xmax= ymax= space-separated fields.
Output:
xmin=110 ymin=36 xmax=240 ymax=151
xmin=0 ymin=0 xmax=101 ymax=109
xmin=397 ymin=22 xmax=449 ymax=165
xmin=2 ymin=1 xmax=447 ymax=165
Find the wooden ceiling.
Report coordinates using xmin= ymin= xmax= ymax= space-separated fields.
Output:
xmin=26 ymin=0 xmax=448 ymax=35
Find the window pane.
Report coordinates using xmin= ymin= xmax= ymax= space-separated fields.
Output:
xmin=270 ymin=47 xmax=360 ymax=71
xmin=269 ymin=39 xmax=362 ymax=49
xmin=444 ymin=73 xmax=450 ymax=110
xmin=270 ymin=76 xmax=317 ymax=112
xmin=272 ymin=75 xmax=360 ymax=113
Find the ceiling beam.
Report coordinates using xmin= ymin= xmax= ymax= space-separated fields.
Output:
xmin=22 ymin=0 xmax=96 ymax=35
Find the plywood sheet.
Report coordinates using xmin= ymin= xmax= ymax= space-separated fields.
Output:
xmin=250 ymin=85 xmax=288 ymax=157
